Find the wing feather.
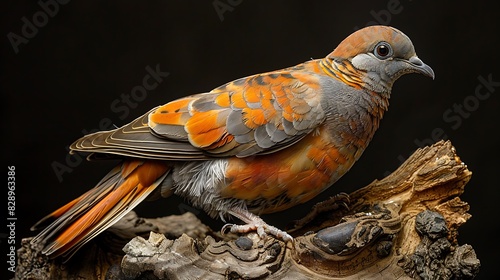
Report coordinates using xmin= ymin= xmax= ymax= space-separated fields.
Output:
xmin=71 ymin=67 xmax=327 ymax=160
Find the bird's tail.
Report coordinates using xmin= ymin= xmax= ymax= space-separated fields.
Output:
xmin=31 ymin=160 xmax=171 ymax=259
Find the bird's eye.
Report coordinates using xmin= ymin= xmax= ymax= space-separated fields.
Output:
xmin=374 ymin=42 xmax=393 ymax=59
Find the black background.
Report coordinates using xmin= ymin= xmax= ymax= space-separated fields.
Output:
xmin=2 ymin=0 xmax=499 ymax=278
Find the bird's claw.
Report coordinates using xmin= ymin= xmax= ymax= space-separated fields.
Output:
xmin=222 ymin=222 xmax=293 ymax=242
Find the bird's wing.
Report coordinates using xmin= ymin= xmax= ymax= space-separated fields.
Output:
xmin=70 ymin=107 xmax=208 ymax=160
xmin=71 ymin=69 xmax=327 ymax=159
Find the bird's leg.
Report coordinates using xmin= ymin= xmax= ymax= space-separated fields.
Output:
xmin=222 ymin=207 xmax=293 ymax=242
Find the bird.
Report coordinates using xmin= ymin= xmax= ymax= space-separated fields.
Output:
xmin=31 ymin=25 xmax=434 ymax=260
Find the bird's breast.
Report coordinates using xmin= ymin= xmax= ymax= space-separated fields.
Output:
xmin=221 ymin=125 xmax=359 ymax=213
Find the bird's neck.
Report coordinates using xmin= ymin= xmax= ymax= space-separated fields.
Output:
xmin=319 ymin=58 xmax=392 ymax=97
xmin=295 ymin=58 xmax=391 ymax=126
xmin=319 ymin=58 xmax=391 ymax=153
xmin=323 ymin=86 xmax=389 ymax=160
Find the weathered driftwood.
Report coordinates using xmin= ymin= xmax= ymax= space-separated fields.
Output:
xmin=16 ymin=140 xmax=480 ymax=279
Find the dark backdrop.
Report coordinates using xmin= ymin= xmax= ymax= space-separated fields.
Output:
xmin=2 ymin=1 xmax=499 ymax=278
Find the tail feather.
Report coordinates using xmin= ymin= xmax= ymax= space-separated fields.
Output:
xmin=31 ymin=160 xmax=171 ymax=259
xmin=30 ymin=164 xmax=123 ymax=233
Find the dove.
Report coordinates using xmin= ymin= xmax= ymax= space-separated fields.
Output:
xmin=31 ymin=25 xmax=434 ymax=259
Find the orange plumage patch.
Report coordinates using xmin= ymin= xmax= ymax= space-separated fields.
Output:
xmin=335 ymin=73 xmax=363 ymax=90
xmin=150 ymin=111 xmax=186 ymax=126
xmin=222 ymin=126 xmax=349 ymax=211
xmin=230 ymin=91 xmax=248 ymax=109
xmin=121 ymin=160 xmax=143 ymax=177
xmin=243 ymin=85 xmax=261 ymax=104
xmin=215 ymin=91 xmax=231 ymax=107
xmin=53 ymin=160 xmax=169 ymax=254
xmin=48 ymin=196 xmax=81 ymax=218
xmin=275 ymin=91 xmax=294 ymax=122
xmin=149 ymin=98 xmax=194 ymax=126
xmin=158 ymin=98 xmax=192 ymax=113
xmin=185 ymin=110 xmax=229 ymax=148
xmin=189 ymin=128 xmax=227 ymax=148
xmin=242 ymin=108 xmax=267 ymax=128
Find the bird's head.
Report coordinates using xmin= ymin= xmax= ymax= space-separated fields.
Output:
xmin=326 ymin=25 xmax=434 ymax=94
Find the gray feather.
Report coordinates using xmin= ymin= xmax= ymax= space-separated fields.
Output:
xmin=151 ymin=124 xmax=188 ymax=141
xmin=234 ymin=131 xmax=255 ymax=144
xmin=266 ymin=123 xmax=288 ymax=143
xmin=282 ymin=119 xmax=298 ymax=135
xmin=226 ymin=110 xmax=251 ymax=135
xmin=254 ymin=126 xmax=275 ymax=148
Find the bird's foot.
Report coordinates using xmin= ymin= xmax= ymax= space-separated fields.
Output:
xmin=222 ymin=208 xmax=293 ymax=242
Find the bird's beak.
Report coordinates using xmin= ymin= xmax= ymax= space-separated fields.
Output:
xmin=408 ymin=56 xmax=435 ymax=79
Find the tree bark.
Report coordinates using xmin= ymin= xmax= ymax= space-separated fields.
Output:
xmin=15 ymin=140 xmax=480 ymax=279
